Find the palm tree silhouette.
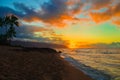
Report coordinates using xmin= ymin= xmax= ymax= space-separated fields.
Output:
xmin=0 ymin=17 xmax=3 ymax=27
xmin=4 ymin=14 xmax=19 ymax=40
xmin=0 ymin=17 xmax=6 ymax=43
xmin=0 ymin=14 xmax=19 ymax=44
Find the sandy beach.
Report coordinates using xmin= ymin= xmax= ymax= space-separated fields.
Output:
xmin=0 ymin=45 xmax=94 ymax=80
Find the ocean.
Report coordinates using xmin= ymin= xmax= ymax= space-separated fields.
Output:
xmin=60 ymin=48 xmax=120 ymax=80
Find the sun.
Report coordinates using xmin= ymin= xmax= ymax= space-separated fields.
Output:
xmin=68 ymin=42 xmax=78 ymax=49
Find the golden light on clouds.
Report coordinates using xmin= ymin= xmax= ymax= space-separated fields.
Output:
xmin=1 ymin=0 xmax=120 ymax=48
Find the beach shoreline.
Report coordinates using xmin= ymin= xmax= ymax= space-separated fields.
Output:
xmin=0 ymin=45 xmax=94 ymax=80
xmin=61 ymin=53 xmax=111 ymax=80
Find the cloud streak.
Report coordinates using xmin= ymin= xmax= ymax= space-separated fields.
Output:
xmin=0 ymin=0 xmax=120 ymax=27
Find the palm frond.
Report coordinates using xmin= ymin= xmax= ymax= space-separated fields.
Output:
xmin=14 ymin=21 xmax=19 ymax=27
xmin=4 ymin=15 xmax=10 ymax=24
xmin=11 ymin=15 xmax=18 ymax=22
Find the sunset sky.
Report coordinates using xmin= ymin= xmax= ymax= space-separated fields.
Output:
xmin=0 ymin=0 xmax=120 ymax=48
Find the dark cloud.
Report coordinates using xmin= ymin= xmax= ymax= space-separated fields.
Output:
xmin=40 ymin=0 xmax=67 ymax=19
xmin=0 ymin=6 xmax=23 ymax=17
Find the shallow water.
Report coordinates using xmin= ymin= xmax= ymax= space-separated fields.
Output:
xmin=60 ymin=48 xmax=120 ymax=80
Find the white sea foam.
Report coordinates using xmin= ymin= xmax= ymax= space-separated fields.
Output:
xmin=60 ymin=48 xmax=120 ymax=80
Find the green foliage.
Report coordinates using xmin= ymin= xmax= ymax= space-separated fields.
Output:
xmin=0 ymin=14 xmax=19 ymax=44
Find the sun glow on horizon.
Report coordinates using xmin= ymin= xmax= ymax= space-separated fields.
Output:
xmin=68 ymin=42 xmax=77 ymax=49
xmin=67 ymin=40 xmax=89 ymax=49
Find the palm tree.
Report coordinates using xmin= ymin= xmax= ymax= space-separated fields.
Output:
xmin=0 ymin=17 xmax=5 ymax=43
xmin=5 ymin=14 xmax=19 ymax=27
xmin=0 ymin=14 xmax=19 ymax=44
xmin=0 ymin=17 xmax=3 ymax=27
xmin=4 ymin=14 xmax=19 ymax=40
xmin=7 ymin=26 xmax=16 ymax=39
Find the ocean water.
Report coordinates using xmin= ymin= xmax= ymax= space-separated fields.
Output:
xmin=60 ymin=48 xmax=120 ymax=80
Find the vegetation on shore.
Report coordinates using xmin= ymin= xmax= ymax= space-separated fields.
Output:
xmin=0 ymin=14 xmax=19 ymax=44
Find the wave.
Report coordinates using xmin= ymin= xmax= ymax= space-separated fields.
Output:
xmin=61 ymin=53 xmax=112 ymax=80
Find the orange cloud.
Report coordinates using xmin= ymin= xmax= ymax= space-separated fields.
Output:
xmin=23 ymin=13 xmax=78 ymax=28
xmin=47 ymin=14 xmax=76 ymax=27
xmin=113 ymin=19 xmax=120 ymax=26
xmin=90 ymin=12 xmax=112 ymax=23
xmin=90 ymin=2 xmax=120 ymax=24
